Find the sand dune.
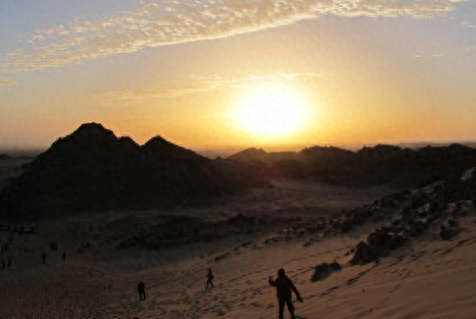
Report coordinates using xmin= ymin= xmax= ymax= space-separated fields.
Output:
xmin=1 ymin=179 xmax=476 ymax=318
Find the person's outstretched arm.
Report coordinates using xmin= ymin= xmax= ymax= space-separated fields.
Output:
xmin=288 ymin=278 xmax=303 ymax=302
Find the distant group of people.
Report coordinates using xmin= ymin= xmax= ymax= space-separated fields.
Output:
xmin=40 ymin=251 xmax=66 ymax=265
xmin=1 ymin=257 xmax=11 ymax=270
xmin=0 ymin=234 xmax=69 ymax=270
xmin=136 ymin=267 xmax=303 ymax=318
xmin=1 ymin=242 xmax=10 ymax=253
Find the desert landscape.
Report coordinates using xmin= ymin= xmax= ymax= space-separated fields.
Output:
xmin=1 ymin=0 xmax=476 ymax=318
xmin=1 ymin=125 xmax=476 ymax=319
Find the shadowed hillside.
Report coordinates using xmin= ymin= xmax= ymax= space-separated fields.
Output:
xmin=0 ymin=123 xmax=267 ymax=221
xmin=229 ymin=144 xmax=476 ymax=188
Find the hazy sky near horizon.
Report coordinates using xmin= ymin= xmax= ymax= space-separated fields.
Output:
xmin=0 ymin=0 xmax=475 ymax=151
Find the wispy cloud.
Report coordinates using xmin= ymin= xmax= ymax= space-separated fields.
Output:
xmin=192 ymin=72 xmax=324 ymax=88
xmin=55 ymin=85 xmax=213 ymax=106
xmin=464 ymin=45 xmax=476 ymax=53
xmin=0 ymin=77 xmax=16 ymax=86
xmin=0 ymin=0 xmax=467 ymax=74
xmin=54 ymin=71 xmax=321 ymax=105
xmin=462 ymin=20 xmax=476 ymax=28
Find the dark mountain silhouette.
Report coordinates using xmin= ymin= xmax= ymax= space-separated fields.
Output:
xmin=0 ymin=123 xmax=266 ymax=222
xmin=228 ymin=147 xmax=297 ymax=165
xmin=228 ymin=144 xmax=476 ymax=188
xmin=0 ymin=154 xmax=11 ymax=160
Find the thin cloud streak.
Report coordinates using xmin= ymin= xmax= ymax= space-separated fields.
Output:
xmin=53 ymin=72 xmax=322 ymax=105
xmin=462 ymin=20 xmax=476 ymax=28
xmin=0 ymin=78 xmax=16 ymax=86
xmin=0 ymin=0 xmax=467 ymax=74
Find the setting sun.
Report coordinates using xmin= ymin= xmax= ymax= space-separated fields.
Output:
xmin=234 ymin=87 xmax=308 ymax=138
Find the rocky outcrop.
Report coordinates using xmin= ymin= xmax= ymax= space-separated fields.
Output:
xmin=349 ymin=167 xmax=476 ymax=264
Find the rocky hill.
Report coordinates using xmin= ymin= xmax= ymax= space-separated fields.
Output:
xmin=229 ymin=144 xmax=476 ymax=188
xmin=227 ymin=147 xmax=297 ymax=165
xmin=0 ymin=123 xmax=266 ymax=221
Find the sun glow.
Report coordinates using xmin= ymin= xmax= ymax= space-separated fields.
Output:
xmin=235 ymin=87 xmax=308 ymax=138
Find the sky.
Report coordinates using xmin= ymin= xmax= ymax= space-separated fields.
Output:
xmin=0 ymin=0 xmax=475 ymax=152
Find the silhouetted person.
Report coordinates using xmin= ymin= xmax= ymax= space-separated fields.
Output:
xmin=7 ymin=257 xmax=11 ymax=268
xmin=1 ymin=260 xmax=5 ymax=270
xmin=269 ymin=268 xmax=302 ymax=319
xmin=206 ymin=268 xmax=214 ymax=289
xmin=50 ymin=240 xmax=57 ymax=251
xmin=42 ymin=253 xmax=46 ymax=265
xmin=137 ymin=281 xmax=146 ymax=301
xmin=62 ymin=252 xmax=66 ymax=262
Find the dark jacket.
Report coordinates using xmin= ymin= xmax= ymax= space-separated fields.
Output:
xmin=269 ymin=275 xmax=300 ymax=300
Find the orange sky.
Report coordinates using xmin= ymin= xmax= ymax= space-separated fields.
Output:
xmin=0 ymin=0 xmax=475 ymax=151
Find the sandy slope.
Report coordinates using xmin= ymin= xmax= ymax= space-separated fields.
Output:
xmin=1 ymin=182 xmax=476 ymax=318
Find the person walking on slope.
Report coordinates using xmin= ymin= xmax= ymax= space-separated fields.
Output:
xmin=137 ymin=280 xmax=146 ymax=301
xmin=269 ymin=268 xmax=303 ymax=319
xmin=206 ymin=268 xmax=215 ymax=289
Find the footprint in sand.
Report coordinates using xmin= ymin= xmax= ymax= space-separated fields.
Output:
xmin=388 ymin=283 xmax=401 ymax=293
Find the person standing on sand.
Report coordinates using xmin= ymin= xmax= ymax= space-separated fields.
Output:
xmin=41 ymin=253 xmax=46 ymax=264
xmin=137 ymin=280 xmax=146 ymax=301
xmin=269 ymin=268 xmax=303 ymax=319
xmin=206 ymin=268 xmax=215 ymax=289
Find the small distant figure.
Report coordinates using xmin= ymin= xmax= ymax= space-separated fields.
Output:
xmin=1 ymin=260 xmax=5 ymax=270
xmin=41 ymin=253 xmax=46 ymax=265
xmin=62 ymin=252 xmax=66 ymax=262
xmin=50 ymin=240 xmax=58 ymax=251
xmin=7 ymin=257 xmax=11 ymax=268
xmin=206 ymin=268 xmax=214 ymax=289
xmin=137 ymin=280 xmax=146 ymax=301
xmin=269 ymin=268 xmax=303 ymax=319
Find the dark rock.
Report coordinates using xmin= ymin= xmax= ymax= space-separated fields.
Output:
xmin=447 ymin=218 xmax=459 ymax=227
xmin=349 ymin=241 xmax=373 ymax=265
xmin=407 ymin=221 xmax=427 ymax=237
xmin=311 ymin=263 xmax=331 ymax=281
xmin=439 ymin=225 xmax=456 ymax=240
xmin=330 ymin=262 xmax=341 ymax=270
xmin=401 ymin=206 xmax=416 ymax=223
xmin=311 ymin=262 xmax=341 ymax=282
xmin=351 ymin=229 xmax=407 ymax=265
